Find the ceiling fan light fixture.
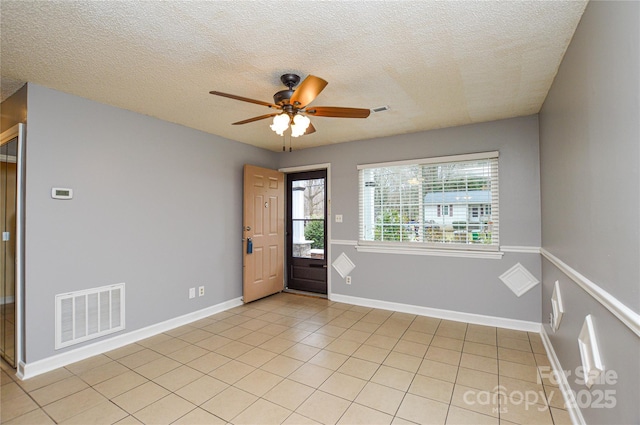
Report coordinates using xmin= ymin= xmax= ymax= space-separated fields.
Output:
xmin=270 ymin=113 xmax=290 ymax=136
xmin=290 ymin=114 xmax=311 ymax=137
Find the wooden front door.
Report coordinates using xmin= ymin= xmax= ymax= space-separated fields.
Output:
xmin=243 ymin=165 xmax=285 ymax=303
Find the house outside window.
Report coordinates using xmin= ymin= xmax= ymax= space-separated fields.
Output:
xmin=437 ymin=204 xmax=453 ymax=217
xmin=358 ymin=151 xmax=499 ymax=251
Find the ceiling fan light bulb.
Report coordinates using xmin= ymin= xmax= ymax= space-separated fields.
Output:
xmin=273 ymin=113 xmax=289 ymax=127
xmin=293 ymin=114 xmax=310 ymax=130
xmin=290 ymin=114 xmax=310 ymax=137
xmin=270 ymin=113 xmax=289 ymax=135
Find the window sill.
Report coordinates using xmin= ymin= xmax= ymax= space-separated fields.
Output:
xmin=354 ymin=244 xmax=504 ymax=259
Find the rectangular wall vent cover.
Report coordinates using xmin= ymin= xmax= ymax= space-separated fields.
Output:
xmin=55 ymin=283 xmax=125 ymax=350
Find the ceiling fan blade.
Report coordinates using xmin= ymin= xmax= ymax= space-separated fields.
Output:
xmin=210 ymin=91 xmax=278 ymax=109
xmin=232 ymin=113 xmax=279 ymax=125
xmin=289 ymin=75 xmax=328 ymax=108
xmin=304 ymin=122 xmax=316 ymax=135
xmin=305 ymin=106 xmax=371 ymax=118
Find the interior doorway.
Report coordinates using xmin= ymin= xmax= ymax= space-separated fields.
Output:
xmin=0 ymin=124 xmax=25 ymax=369
xmin=286 ymin=169 xmax=327 ymax=294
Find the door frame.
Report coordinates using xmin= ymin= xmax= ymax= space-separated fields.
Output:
xmin=0 ymin=123 xmax=25 ymax=373
xmin=279 ymin=163 xmax=332 ymax=298
xmin=285 ymin=169 xmax=327 ymax=294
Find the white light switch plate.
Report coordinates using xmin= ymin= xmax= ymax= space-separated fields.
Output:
xmin=335 ymin=214 xmax=343 ymax=223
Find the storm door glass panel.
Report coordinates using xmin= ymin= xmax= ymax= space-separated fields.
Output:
xmin=291 ymin=178 xmax=325 ymax=259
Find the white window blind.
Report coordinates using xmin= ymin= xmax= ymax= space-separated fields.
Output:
xmin=358 ymin=152 xmax=499 ymax=251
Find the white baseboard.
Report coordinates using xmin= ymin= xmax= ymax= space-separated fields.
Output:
xmin=329 ymin=293 xmax=541 ymax=333
xmin=540 ymin=326 xmax=585 ymax=425
xmin=20 ymin=297 xmax=243 ymax=380
xmin=16 ymin=361 xmax=26 ymax=380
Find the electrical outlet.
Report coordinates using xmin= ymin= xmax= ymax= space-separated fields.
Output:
xmin=199 ymin=286 xmax=205 ymax=297
xmin=189 ymin=288 xmax=195 ymax=299
xmin=335 ymin=214 xmax=343 ymax=223
xmin=345 ymin=276 xmax=352 ymax=285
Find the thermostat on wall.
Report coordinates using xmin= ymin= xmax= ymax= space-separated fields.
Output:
xmin=51 ymin=188 xmax=73 ymax=200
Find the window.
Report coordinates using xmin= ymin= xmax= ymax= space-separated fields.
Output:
xmin=437 ymin=204 xmax=453 ymax=217
xmin=358 ymin=151 xmax=499 ymax=251
xmin=470 ymin=205 xmax=491 ymax=219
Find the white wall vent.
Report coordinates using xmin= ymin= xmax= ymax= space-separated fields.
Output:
xmin=371 ymin=105 xmax=390 ymax=113
xmin=551 ymin=280 xmax=565 ymax=332
xmin=578 ymin=314 xmax=604 ymax=388
xmin=499 ymin=262 xmax=539 ymax=297
xmin=55 ymin=283 xmax=125 ymax=349
xmin=332 ymin=252 xmax=356 ymax=278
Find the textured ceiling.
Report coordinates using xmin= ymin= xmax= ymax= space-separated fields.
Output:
xmin=1 ymin=1 xmax=587 ymax=152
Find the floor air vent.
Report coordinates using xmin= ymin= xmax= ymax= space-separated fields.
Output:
xmin=55 ymin=283 xmax=125 ymax=349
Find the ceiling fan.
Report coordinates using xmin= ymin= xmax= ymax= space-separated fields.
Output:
xmin=210 ymin=73 xmax=370 ymax=140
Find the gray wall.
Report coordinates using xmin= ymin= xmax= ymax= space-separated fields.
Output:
xmin=278 ymin=116 xmax=542 ymax=322
xmin=24 ymin=84 xmax=278 ymax=362
xmin=539 ymin=1 xmax=640 ymax=424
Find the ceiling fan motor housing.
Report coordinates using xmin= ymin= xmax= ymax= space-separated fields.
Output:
xmin=273 ymin=89 xmax=295 ymax=106
xmin=273 ymin=74 xmax=301 ymax=105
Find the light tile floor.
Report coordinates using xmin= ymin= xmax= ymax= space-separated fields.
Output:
xmin=1 ymin=293 xmax=572 ymax=424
